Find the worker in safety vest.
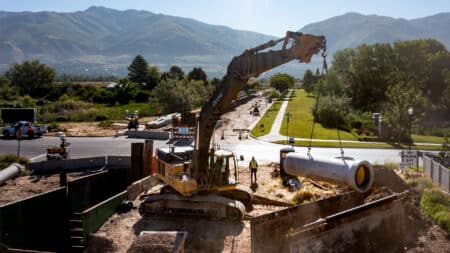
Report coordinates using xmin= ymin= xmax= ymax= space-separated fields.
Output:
xmin=249 ymin=156 xmax=258 ymax=184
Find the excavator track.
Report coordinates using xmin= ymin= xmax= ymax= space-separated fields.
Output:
xmin=139 ymin=193 xmax=246 ymax=221
xmin=218 ymin=184 xmax=253 ymax=210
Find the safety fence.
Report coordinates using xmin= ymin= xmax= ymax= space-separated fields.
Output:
xmin=423 ymin=154 xmax=450 ymax=193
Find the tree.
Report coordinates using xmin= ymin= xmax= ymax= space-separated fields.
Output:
xmin=154 ymin=79 xmax=192 ymax=113
xmin=147 ymin=65 xmax=161 ymax=90
xmin=188 ymin=67 xmax=208 ymax=85
xmin=114 ymin=79 xmax=139 ymax=105
xmin=382 ymin=81 xmax=425 ymax=143
xmin=169 ymin=65 xmax=185 ymax=80
xmin=128 ymin=55 xmax=151 ymax=88
xmin=6 ymin=60 xmax=55 ymax=97
xmin=270 ymin=73 xmax=295 ymax=93
xmin=303 ymin=69 xmax=315 ymax=95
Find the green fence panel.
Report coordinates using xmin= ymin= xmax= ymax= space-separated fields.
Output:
xmin=82 ymin=191 xmax=127 ymax=238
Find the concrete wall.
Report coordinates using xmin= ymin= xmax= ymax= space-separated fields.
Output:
xmin=27 ymin=157 xmax=106 ymax=174
xmin=287 ymin=197 xmax=417 ymax=253
xmin=27 ymin=155 xmax=134 ymax=174
xmin=250 ymin=192 xmax=363 ymax=253
xmin=423 ymin=154 xmax=449 ymax=193
xmin=127 ymin=130 xmax=169 ymax=140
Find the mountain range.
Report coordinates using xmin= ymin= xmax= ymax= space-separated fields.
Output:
xmin=0 ymin=6 xmax=449 ymax=77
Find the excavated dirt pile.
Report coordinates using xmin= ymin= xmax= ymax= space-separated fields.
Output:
xmin=0 ymin=173 xmax=81 ymax=205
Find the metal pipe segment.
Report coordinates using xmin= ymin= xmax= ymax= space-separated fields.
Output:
xmin=283 ymin=153 xmax=374 ymax=192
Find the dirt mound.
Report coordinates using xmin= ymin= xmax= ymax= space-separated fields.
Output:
xmin=372 ymin=165 xmax=410 ymax=192
xmin=0 ymin=174 xmax=80 ymax=205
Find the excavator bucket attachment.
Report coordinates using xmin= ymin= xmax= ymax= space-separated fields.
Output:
xmin=293 ymin=34 xmax=326 ymax=63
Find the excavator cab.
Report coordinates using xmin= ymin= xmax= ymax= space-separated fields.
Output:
xmin=209 ymin=149 xmax=239 ymax=187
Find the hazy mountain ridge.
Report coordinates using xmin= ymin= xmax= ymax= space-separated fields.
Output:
xmin=299 ymin=12 xmax=450 ymax=55
xmin=0 ymin=7 xmax=449 ymax=77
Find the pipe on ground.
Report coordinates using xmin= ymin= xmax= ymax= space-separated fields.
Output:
xmin=283 ymin=153 xmax=374 ymax=192
xmin=0 ymin=163 xmax=23 ymax=185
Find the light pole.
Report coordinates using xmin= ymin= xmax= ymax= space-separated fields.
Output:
xmin=285 ymin=112 xmax=292 ymax=143
xmin=408 ymin=107 xmax=413 ymax=150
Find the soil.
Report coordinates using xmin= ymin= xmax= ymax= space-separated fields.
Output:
xmin=0 ymin=173 xmax=82 ymax=206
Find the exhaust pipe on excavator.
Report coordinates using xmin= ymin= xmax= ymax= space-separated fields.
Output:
xmin=282 ymin=153 xmax=374 ymax=193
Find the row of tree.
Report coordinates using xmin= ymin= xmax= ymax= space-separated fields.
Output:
xmin=303 ymin=38 xmax=450 ymax=141
xmin=0 ymin=54 xmax=212 ymax=110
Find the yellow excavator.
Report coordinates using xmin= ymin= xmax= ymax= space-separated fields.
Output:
xmin=139 ymin=31 xmax=327 ymax=220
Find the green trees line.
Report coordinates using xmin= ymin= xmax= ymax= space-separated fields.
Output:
xmin=303 ymin=39 xmax=450 ymax=141
xmin=0 ymin=55 xmax=214 ymax=122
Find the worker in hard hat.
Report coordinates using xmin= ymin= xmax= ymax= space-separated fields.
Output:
xmin=249 ymin=156 xmax=258 ymax=184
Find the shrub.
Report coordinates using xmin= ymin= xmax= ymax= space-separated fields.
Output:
xmin=0 ymin=154 xmax=28 ymax=170
xmin=406 ymin=177 xmax=433 ymax=194
xmin=94 ymin=114 xmax=109 ymax=121
xmin=292 ymin=189 xmax=320 ymax=204
xmin=312 ymin=95 xmax=350 ymax=128
xmin=47 ymin=122 xmax=62 ymax=132
xmin=98 ymin=120 xmax=113 ymax=129
xmin=421 ymin=188 xmax=450 ymax=232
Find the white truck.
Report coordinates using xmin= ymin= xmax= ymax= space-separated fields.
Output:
xmin=2 ymin=121 xmax=47 ymax=138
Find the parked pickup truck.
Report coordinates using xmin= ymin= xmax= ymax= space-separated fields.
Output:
xmin=2 ymin=121 xmax=47 ymax=138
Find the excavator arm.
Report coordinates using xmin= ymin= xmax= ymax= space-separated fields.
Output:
xmin=194 ymin=31 xmax=327 ymax=187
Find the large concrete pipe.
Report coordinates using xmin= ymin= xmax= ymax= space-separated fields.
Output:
xmin=0 ymin=163 xmax=23 ymax=185
xmin=283 ymin=153 xmax=374 ymax=192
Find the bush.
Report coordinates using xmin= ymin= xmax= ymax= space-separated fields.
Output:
xmin=94 ymin=114 xmax=109 ymax=121
xmin=406 ymin=177 xmax=433 ymax=194
xmin=292 ymin=189 xmax=320 ymax=204
xmin=98 ymin=120 xmax=113 ymax=129
xmin=421 ymin=188 xmax=450 ymax=232
xmin=47 ymin=122 xmax=62 ymax=132
xmin=312 ymin=95 xmax=350 ymax=128
xmin=0 ymin=154 xmax=29 ymax=170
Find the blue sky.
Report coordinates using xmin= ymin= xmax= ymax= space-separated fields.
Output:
xmin=0 ymin=0 xmax=449 ymax=36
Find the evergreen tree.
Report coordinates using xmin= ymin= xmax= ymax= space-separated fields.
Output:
xmin=128 ymin=55 xmax=150 ymax=88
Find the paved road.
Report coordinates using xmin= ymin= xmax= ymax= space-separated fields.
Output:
xmin=0 ymin=136 xmax=404 ymax=164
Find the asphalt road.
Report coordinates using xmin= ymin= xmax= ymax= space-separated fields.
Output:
xmin=0 ymin=136 xmax=404 ymax=164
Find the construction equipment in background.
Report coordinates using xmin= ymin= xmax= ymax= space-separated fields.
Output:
xmin=140 ymin=31 xmax=327 ymax=220
xmin=46 ymin=132 xmax=70 ymax=160
xmin=124 ymin=110 xmax=139 ymax=130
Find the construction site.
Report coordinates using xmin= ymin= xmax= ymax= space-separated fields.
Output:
xmin=0 ymin=32 xmax=449 ymax=253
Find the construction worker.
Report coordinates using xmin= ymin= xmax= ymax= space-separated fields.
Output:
xmin=249 ymin=156 xmax=258 ymax=184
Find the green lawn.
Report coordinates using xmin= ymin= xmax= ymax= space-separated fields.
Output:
xmin=276 ymin=140 xmax=442 ymax=151
xmin=279 ymin=90 xmax=357 ymax=140
xmin=412 ymin=134 xmax=445 ymax=144
xmin=250 ymin=101 xmax=282 ymax=137
xmin=92 ymin=103 xmax=156 ymax=120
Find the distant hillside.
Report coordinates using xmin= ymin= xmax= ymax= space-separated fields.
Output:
xmin=0 ymin=6 xmax=274 ymax=77
xmin=299 ymin=12 xmax=450 ymax=55
xmin=0 ymin=8 xmax=450 ymax=77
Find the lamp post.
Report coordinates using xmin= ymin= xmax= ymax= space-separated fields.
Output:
xmin=285 ymin=112 xmax=292 ymax=143
xmin=408 ymin=107 xmax=413 ymax=150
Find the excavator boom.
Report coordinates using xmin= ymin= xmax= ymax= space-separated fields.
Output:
xmin=194 ymin=32 xmax=327 ymax=185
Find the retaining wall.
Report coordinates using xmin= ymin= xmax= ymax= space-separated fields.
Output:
xmin=250 ymin=192 xmax=364 ymax=253
xmin=287 ymin=195 xmax=416 ymax=253
xmin=423 ymin=154 xmax=450 ymax=193
xmin=27 ymin=156 xmax=132 ymax=175
xmin=127 ymin=130 xmax=169 ymax=140
xmin=67 ymin=170 xmax=127 ymax=213
xmin=0 ymin=188 xmax=68 ymax=252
